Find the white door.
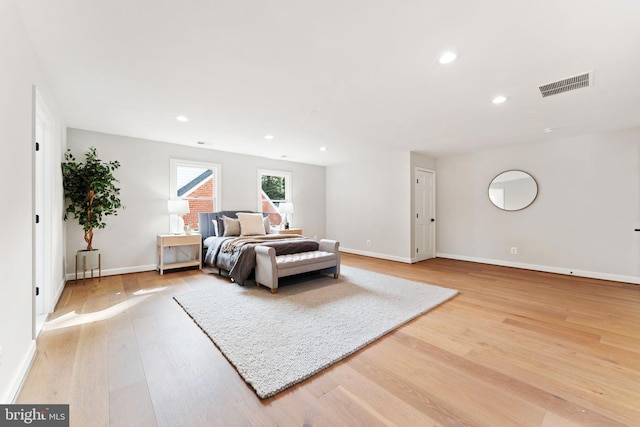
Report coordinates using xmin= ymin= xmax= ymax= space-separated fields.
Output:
xmin=415 ymin=168 xmax=435 ymax=261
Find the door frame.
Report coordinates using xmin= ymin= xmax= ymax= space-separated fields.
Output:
xmin=414 ymin=167 xmax=436 ymax=262
xmin=32 ymin=87 xmax=54 ymax=337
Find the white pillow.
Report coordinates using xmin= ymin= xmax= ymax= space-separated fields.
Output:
xmin=237 ymin=212 xmax=267 ymax=236
xmin=222 ymin=216 xmax=241 ymax=236
xmin=263 ymin=215 xmax=271 ymax=234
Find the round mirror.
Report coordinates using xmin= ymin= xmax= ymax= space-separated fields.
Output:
xmin=488 ymin=170 xmax=538 ymax=211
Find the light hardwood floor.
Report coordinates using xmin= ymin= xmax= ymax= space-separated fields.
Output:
xmin=18 ymin=255 xmax=640 ymax=426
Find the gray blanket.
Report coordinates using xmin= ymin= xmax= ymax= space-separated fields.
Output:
xmin=221 ymin=234 xmax=305 ymax=253
xmin=204 ymin=236 xmax=319 ymax=284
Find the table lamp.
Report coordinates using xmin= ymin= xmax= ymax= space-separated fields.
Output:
xmin=279 ymin=202 xmax=294 ymax=229
xmin=168 ymin=199 xmax=190 ymax=234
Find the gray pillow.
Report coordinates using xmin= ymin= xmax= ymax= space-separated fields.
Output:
xmin=216 ymin=217 xmax=225 ymax=236
xmin=222 ymin=216 xmax=240 ymax=236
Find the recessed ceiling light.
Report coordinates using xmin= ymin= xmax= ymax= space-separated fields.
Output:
xmin=319 ymin=146 xmax=327 ymax=151
xmin=175 ymin=115 xmax=189 ymax=122
xmin=439 ymin=51 xmax=457 ymax=64
xmin=264 ymin=134 xmax=275 ymax=140
xmin=544 ymin=127 xmax=556 ymax=133
xmin=492 ymin=95 xmax=508 ymax=104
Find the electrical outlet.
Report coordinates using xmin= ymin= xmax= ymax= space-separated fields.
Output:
xmin=510 ymin=247 xmax=518 ymax=255
xmin=366 ymin=240 xmax=371 ymax=246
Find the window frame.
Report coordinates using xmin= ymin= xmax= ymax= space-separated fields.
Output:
xmin=257 ymin=169 xmax=292 ymax=208
xmin=170 ymin=159 xmax=221 ymax=228
xmin=257 ymin=169 xmax=292 ymax=228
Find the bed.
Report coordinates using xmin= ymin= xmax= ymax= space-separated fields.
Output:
xmin=198 ymin=211 xmax=320 ymax=284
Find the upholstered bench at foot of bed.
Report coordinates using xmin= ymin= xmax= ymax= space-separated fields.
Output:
xmin=254 ymin=239 xmax=340 ymax=293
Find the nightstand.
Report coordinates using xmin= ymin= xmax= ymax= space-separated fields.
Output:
xmin=157 ymin=233 xmax=202 ymax=275
xmin=277 ymin=228 xmax=303 ymax=235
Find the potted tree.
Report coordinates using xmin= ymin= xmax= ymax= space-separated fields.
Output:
xmin=61 ymin=147 xmax=123 ymax=277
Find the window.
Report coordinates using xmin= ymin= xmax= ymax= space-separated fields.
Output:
xmin=170 ymin=159 xmax=221 ymax=230
xmin=258 ymin=169 xmax=292 ymax=227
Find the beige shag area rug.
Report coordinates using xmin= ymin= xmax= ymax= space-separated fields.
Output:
xmin=174 ymin=265 xmax=457 ymax=399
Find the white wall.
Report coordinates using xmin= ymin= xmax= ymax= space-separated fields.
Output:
xmin=65 ymin=129 xmax=326 ymax=276
xmin=436 ymin=128 xmax=640 ymax=283
xmin=326 ymin=151 xmax=414 ymax=262
xmin=0 ymin=0 xmax=66 ymax=403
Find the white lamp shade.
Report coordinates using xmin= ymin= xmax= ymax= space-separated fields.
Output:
xmin=168 ymin=199 xmax=190 ymax=215
xmin=168 ymin=199 xmax=189 ymax=233
xmin=279 ymin=202 xmax=294 ymax=214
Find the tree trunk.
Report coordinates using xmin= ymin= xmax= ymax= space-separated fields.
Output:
xmin=85 ymin=190 xmax=95 ymax=251
xmin=84 ymin=228 xmax=94 ymax=251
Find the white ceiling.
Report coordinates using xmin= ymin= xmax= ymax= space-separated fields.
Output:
xmin=15 ymin=0 xmax=640 ymax=166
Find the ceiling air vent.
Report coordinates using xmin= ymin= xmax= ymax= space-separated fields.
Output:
xmin=539 ymin=72 xmax=593 ymax=98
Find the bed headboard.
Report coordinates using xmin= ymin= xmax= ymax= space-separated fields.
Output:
xmin=198 ymin=211 xmax=268 ymax=239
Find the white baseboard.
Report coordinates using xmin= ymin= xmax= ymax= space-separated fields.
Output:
xmin=49 ymin=277 xmax=66 ymax=313
xmin=64 ymin=264 xmax=157 ymax=282
xmin=340 ymin=247 xmax=412 ymax=264
xmin=2 ymin=340 xmax=37 ymax=404
xmin=436 ymin=252 xmax=640 ymax=285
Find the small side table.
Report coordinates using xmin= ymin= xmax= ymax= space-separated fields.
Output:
xmin=157 ymin=233 xmax=202 ymax=275
xmin=277 ymin=228 xmax=303 ymax=235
